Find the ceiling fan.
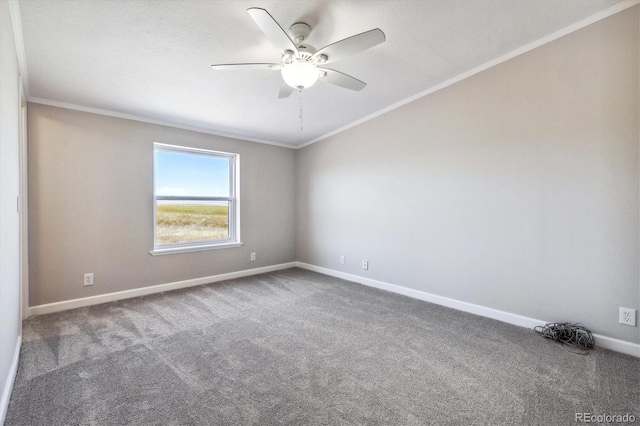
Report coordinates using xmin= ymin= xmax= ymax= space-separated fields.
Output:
xmin=211 ymin=8 xmax=386 ymax=98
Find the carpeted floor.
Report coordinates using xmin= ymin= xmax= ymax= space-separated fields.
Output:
xmin=5 ymin=268 xmax=639 ymax=425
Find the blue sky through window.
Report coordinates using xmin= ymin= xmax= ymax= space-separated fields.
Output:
xmin=155 ymin=149 xmax=230 ymax=197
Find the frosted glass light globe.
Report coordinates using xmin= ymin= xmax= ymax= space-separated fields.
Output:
xmin=281 ymin=61 xmax=320 ymax=89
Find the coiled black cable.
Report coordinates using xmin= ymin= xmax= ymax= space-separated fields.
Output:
xmin=534 ymin=322 xmax=595 ymax=354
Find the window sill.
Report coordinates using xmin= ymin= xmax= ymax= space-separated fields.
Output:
xmin=150 ymin=241 xmax=243 ymax=256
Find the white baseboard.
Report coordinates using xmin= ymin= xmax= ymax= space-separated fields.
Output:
xmin=28 ymin=262 xmax=297 ymax=317
xmin=0 ymin=335 xmax=22 ymax=425
xmin=26 ymin=261 xmax=640 ymax=358
xmin=295 ymin=262 xmax=640 ymax=358
xmin=590 ymin=334 xmax=640 ymax=357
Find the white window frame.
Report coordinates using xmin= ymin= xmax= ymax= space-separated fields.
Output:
xmin=150 ymin=143 xmax=241 ymax=255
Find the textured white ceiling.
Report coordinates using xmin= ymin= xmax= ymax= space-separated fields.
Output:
xmin=16 ymin=0 xmax=626 ymax=147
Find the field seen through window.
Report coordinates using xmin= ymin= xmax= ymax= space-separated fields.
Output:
xmin=156 ymin=204 xmax=229 ymax=244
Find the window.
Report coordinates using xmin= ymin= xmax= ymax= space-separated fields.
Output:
xmin=152 ymin=143 xmax=241 ymax=255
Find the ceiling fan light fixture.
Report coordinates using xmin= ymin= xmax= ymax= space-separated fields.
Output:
xmin=281 ymin=60 xmax=319 ymax=89
xmin=211 ymin=8 xmax=386 ymax=98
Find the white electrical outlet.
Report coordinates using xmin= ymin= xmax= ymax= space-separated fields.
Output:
xmin=362 ymin=260 xmax=368 ymax=270
xmin=619 ymin=307 xmax=636 ymax=326
xmin=340 ymin=255 xmax=345 ymax=265
xmin=250 ymin=252 xmax=256 ymax=261
xmin=84 ymin=273 xmax=94 ymax=287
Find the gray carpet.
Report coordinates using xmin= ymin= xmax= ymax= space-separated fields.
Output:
xmin=5 ymin=268 xmax=639 ymax=425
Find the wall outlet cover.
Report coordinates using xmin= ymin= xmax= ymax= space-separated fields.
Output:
xmin=619 ymin=307 xmax=637 ymax=327
xmin=84 ymin=273 xmax=94 ymax=286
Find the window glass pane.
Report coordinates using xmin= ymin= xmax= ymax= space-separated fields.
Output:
xmin=155 ymin=150 xmax=230 ymax=197
xmin=156 ymin=201 xmax=230 ymax=245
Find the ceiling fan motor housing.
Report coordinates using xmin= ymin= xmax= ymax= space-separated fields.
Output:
xmin=296 ymin=44 xmax=316 ymax=60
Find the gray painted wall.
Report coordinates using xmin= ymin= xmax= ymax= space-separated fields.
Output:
xmin=296 ymin=7 xmax=640 ymax=344
xmin=28 ymin=103 xmax=296 ymax=306
xmin=1 ymin=0 xmax=22 ymax=420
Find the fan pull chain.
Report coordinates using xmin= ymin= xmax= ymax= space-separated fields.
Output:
xmin=298 ymin=89 xmax=304 ymax=131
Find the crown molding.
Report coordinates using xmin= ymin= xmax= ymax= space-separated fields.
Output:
xmin=298 ymin=0 xmax=640 ymax=149
xmin=8 ymin=0 xmax=30 ymax=97
xmin=27 ymin=97 xmax=296 ymax=149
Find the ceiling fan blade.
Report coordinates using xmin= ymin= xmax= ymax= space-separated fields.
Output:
xmin=318 ymin=68 xmax=367 ymax=91
xmin=211 ymin=63 xmax=281 ymax=70
xmin=247 ymin=8 xmax=298 ymax=54
xmin=278 ymin=81 xmax=295 ymax=99
xmin=313 ymin=29 xmax=385 ymax=64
